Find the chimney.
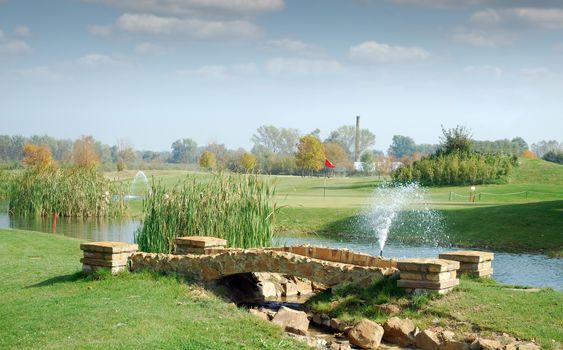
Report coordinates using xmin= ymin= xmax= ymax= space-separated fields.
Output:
xmin=355 ymin=115 xmax=360 ymax=162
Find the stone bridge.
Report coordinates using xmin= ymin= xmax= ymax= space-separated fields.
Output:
xmin=129 ymin=242 xmax=398 ymax=287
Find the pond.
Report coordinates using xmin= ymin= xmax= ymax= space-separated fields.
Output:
xmin=1 ymin=203 xmax=561 ymax=291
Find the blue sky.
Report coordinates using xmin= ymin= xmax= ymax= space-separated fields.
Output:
xmin=1 ymin=0 xmax=562 ymax=151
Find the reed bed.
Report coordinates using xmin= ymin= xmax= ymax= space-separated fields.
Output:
xmin=9 ymin=166 xmax=126 ymax=217
xmin=135 ymin=173 xmax=276 ymax=253
xmin=0 ymin=170 xmax=14 ymax=199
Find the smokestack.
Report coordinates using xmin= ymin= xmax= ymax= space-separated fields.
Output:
xmin=355 ymin=115 xmax=360 ymax=162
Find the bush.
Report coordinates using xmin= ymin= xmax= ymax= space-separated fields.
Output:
xmin=392 ymin=152 xmax=517 ymax=186
xmin=135 ymin=173 xmax=276 ymax=253
xmin=9 ymin=166 xmax=126 ymax=217
xmin=542 ymin=150 xmax=563 ymax=165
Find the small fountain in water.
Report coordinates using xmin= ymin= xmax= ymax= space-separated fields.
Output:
xmin=125 ymin=171 xmax=149 ymax=200
xmin=360 ymin=182 xmax=446 ymax=257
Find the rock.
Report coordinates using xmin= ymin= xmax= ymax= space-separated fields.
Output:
xmin=376 ymin=303 xmax=401 ymax=315
xmin=517 ymin=342 xmax=540 ymax=350
xmin=464 ymin=334 xmax=479 ymax=343
xmin=348 ymin=319 xmax=384 ymax=349
xmin=249 ymin=308 xmax=269 ymax=321
xmin=272 ymin=306 xmax=310 ymax=336
xmin=330 ymin=318 xmax=348 ymax=333
xmin=330 ymin=340 xmax=352 ymax=350
xmin=296 ymin=279 xmax=313 ymax=295
xmin=282 ymin=282 xmax=299 ymax=297
xmin=382 ymin=317 xmax=416 ymax=347
xmin=478 ymin=338 xmax=503 ymax=350
xmin=416 ymin=330 xmax=441 ymax=350
xmin=469 ymin=340 xmax=480 ymax=350
xmin=440 ymin=340 xmax=469 ymax=350
xmin=321 ymin=314 xmax=331 ymax=327
xmin=504 ymin=344 xmax=517 ymax=350
xmin=441 ymin=331 xmax=456 ymax=342
xmin=258 ymin=281 xmax=279 ymax=299
xmin=312 ymin=314 xmax=323 ymax=325
xmin=312 ymin=281 xmax=329 ymax=292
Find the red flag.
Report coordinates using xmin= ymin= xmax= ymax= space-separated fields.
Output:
xmin=325 ymin=159 xmax=336 ymax=169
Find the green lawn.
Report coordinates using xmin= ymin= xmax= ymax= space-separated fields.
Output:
xmin=112 ymin=158 xmax=563 ymax=255
xmin=0 ymin=229 xmax=305 ymax=350
xmin=308 ymin=277 xmax=563 ymax=349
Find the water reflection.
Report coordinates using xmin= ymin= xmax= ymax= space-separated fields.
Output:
xmin=0 ymin=202 xmax=561 ymax=290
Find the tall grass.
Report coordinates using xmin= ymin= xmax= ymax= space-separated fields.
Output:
xmin=9 ymin=166 xmax=126 ymax=217
xmin=135 ymin=173 xmax=276 ymax=253
xmin=0 ymin=170 xmax=14 ymax=199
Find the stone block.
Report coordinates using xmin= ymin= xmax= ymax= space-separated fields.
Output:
xmin=82 ymin=264 xmax=126 ymax=274
xmin=174 ymin=247 xmax=206 ymax=255
xmin=282 ymin=282 xmax=299 ymax=297
xmin=348 ymin=319 xmax=384 ymax=349
xmin=80 ymin=241 xmax=138 ymax=254
xmin=382 ymin=317 xmax=416 ymax=347
xmin=439 ymin=250 xmax=494 ymax=263
xmin=80 ymin=257 xmax=129 ymax=267
xmin=397 ymin=259 xmax=459 ymax=273
xmin=397 ymin=278 xmax=459 ymax=290
xmin=272 ymin=306 xmax=310 ymax=336
xmin=400 ymin=270 xmax=456 ymax=282
xmin=416 ymin=329 xmax=441 ymax=350
xmin=175 ymin=236 xmax=227 ymax=248
xmin=83 ymin=251 xmax=132 ymax=260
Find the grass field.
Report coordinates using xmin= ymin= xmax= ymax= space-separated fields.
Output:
xmin=308 ymin=276 xmax=563 ymax=349
xmin=0 ymin=229 xmax=305 ymax=350
xmin=112 ymin=158 xmax=563 ymax=255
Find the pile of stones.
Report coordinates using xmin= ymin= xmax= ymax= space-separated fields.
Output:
xmin=80 ymin=241 xmax=138 ymax=274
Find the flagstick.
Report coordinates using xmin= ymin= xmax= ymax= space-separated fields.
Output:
xmin=323 ymin=166 xmax=326 ymax=200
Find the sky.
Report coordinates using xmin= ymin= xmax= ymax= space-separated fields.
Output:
xmin=1 ymin=0 xmax=562 ymax=152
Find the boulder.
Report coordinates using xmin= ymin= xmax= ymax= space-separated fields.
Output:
xmin=517 ymin=343 xmax=540 ymax=350
xmin=382 ymin=317 xmax=416 ymax=347
xmin=295 ymin=279 xmax=313 ymax=295
xmin=441 ymin=331 xmax=456 ymax=342
xmin=478 ymin=339 xmax=503 ymax=350
xmin=416 ymin=330 xmax=441 ymax=350
xmin=272 ymin=306 xmax=310 ymax=336
xmin=282 ymin=282 xmax=299 ymax=297
xmin=330 ymin=318 xmax=348 ymax=333
xmin=330 ymin=341 xmax=352 ymax=350
xmin=440 ymin=340 xmax=469 ymax=350
xmin=249 ymin=308 xmax=269 ymax=321
xmin=258 ymin=281 xmax=279 ymax=299
xmin=348 ymin=319 xmax=384 ymax=349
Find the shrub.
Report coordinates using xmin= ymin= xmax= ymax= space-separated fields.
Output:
xmin=9 ymin=166 xmax=126 ymax=217
xmin=135 ymin=173 xmax=276 ymax=253
xmin=542 ymin=150 xmax=563 ymax=165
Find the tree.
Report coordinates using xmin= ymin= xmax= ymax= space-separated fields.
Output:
xmin=324 ymin=142 xmax=350 ymax=169
xmin=439 ymin=125 xmax=473 ymax=155
xmin=360 ymin=151 xmax=376 ymax=174
xmin=295 ymin=135 xmax=325 ymax=174
xmin=73 ymin=135 xmax=100 ymax=167
xmin=388 ymin=135 xmax=417 ymax=159
xmin=532 ymin=140 xmax=561 ymax=158
xmin=325 ymin=125 xmax=375 ymax=159
xmin=116 ymin=138 xmax=136 ymax=171
xmin=171 ymin=138 xmax=198 ymax=164
xmin=251 ymin=125 xmax=300 ymax=155
xmin=511 ymin=137 xmax=528 ymax=155
xmin=239 ymin=153 xmax=257 ymax=173
xmin=199 ymin=151 xmax=216 ymax=170
xmin=22 ymin=143 xmax=53 ymax=168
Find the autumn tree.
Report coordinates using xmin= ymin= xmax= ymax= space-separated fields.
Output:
xmin=116 ymin=138 xmax=136 ymax=171
xmin=296 ymin=135 xmax=325 ymax=175
xmin=72 ymin=135 xmax=100 ymax=167
xmin=199 ymin=150 xmax=216 ymax=171
xmin=22 ymin=143 xmax=53 ymax=168
xmin=324 ymin=142 xmax=350 ymax=169
xmin=239 ymin=153 xmax=257 ymax=173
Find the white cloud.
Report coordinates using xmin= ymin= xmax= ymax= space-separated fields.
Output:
xmin=348 ymin=41 xmax=430 ymax=62
xmin=264 ymin=38 xmax=316 ymax=54
xmin=89 ymin=0 xmax=284 ymax=15
xmin=453 ymin=28 xmax=512 ymax=47
xmin=116 ymin=13 xmax=261 ymax=39
xmin=77 ymin=53 xmax=121 ymax=67
xmin=177 ymin=62 xmax=259 ymax=79
xmin=11 ymin=66 xmax=66 ymax=81
xmin=471 ymin=8 xmax=563 ymax=29
xmin=463 ymin=65 xmax=503 ymax=76
xmin=135 ymin=42 xmax=168 ymax=55
xmin=521 ymin=67 xmax=553 ymax=78
xmin=14 ymin=25 xmax=31 ymax=37
xmin=0 ymin=26 xmax=32 ymax=55
xmin=89 ymin=24 xmax=114 ymax=37
xmin=266 ymin=58 xmax=342 ymax=76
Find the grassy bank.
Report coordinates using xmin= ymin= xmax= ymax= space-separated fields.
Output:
xmin=0 ymin=229 xmax=304 ymax=350
xmin=308 ymin=277 xmax=563 ymax=349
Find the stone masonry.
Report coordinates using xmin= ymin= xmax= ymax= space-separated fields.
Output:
xmin=175 ymin=236 xmax=227 ymax=255
xmin=397 ymin=258 xmax=460 ymax=294
xmin=80 ymin=241 xmax=138 ymax=274
xmin=439 ymin=250 xmax=494 ymax=278
xmin=130 ymin=249 xmax=397 ymax=287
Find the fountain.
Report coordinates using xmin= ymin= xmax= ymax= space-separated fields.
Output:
xmin=359 ymin=182 xmax=447 ymax=257
xmin=124 ymin=171 xmax=149 ymax=200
